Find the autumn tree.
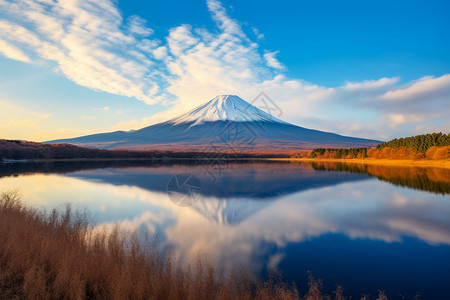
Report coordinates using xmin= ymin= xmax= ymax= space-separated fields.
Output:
xmin=432 ymin=146 xmax=450 ymax=160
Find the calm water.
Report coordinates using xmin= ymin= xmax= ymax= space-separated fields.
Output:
xmin=1 ymin=160 xmax=449 ymax=299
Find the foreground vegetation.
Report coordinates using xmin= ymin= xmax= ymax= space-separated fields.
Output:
xmin=0 ymin=192 xmax=408 ymax=299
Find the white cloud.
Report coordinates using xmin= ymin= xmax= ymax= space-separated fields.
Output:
xmin=385 ymin=113 xmax=424 ymax=129
xmin=264 ymin=51 xmax=284 ymax=70
xmin=0 ymin=0 xmax=449 ymax=140
xmin=380 ymin=74 xmax=450 ymax=102
xmin=343 ymin=77 xmax=400 ymax=91
xmin=0 ymin=38 xmax=31 ymax=62
xmin=252 ymin=27 xmax=264 ymax=40
xmin=153 ymin=46 xmax=167 ymax=60
xmin=127 ymin=15 xmax=153 ymax=36
xmin=206 ymin=0 xmax=246 ymax=37
xmin=0 ymin=0 xmax=166 ymax=104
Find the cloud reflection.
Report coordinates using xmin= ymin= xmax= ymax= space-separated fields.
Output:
xmin=94 ymin=180 xmax=450 ymax=275
xmin=0 ymin=164 xmax=449 ymax=277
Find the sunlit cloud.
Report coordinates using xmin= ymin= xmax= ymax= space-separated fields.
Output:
xmin=0 ymin=0 xmax=448 ymax=140
xmin=0 ymin=99 xmax=106 ymax=141
xmin=0 ymin=99 xmax=52 ymax=140
xmin=0 ymin=0 xmax=165 ymax=104
xmin=0 ymin=38 xmax=31 ymax=62
xmin=379 ymin=74 xmax=450 ymax=102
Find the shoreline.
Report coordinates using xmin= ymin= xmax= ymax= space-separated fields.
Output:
xmin=2 ymin=157 xmax=450 ymax=169
xmin=1 ymin=157 xmax=273 ymax=163
xmin=269 ymin=157 xmax=450 ymax=169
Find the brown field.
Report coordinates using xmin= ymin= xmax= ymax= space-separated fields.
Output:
xmin=0 ymin=192 xmax=399 ymax=300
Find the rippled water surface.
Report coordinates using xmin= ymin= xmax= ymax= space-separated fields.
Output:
xmin=1 ymin=160 xmax=449 ymax=298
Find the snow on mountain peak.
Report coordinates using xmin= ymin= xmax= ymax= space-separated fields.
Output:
xmin=168 ymin=95 xmax=286 ymax=126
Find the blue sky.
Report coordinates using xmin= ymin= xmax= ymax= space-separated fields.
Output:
xmin=0 ymin=0 xmax=449 ymax=141
xmin=120 ymin=0 xmax=450 ymax=86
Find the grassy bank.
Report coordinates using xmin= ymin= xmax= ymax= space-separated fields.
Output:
xmin=0 ymin=192 xmax=401 ymax=300
xmin=270 ymin=158 xmax=450 ymax=169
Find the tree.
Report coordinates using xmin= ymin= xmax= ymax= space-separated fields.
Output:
xmin=426 ymin=146 xmax=439 ymax=159
xmin=433 ymin=146 xmax=450 ymax=160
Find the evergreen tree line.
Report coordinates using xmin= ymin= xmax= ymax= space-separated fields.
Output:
xmin=290 ymin=132 xmax=450 ymax=160
xmin=376 ymin=132 xmax=450 ymax=153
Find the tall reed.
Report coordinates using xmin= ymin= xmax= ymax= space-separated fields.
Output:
xmin=0 ymin=192 xmax=393 ymax=299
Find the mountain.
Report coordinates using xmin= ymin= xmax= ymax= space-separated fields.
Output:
xmin=46 ymin=95 xmax=380 ymax=152
xmin=62 ymin=161 xmax=369 ymax=225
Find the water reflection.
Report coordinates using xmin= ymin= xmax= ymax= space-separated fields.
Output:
xmin=308 ymin=161 xmax=450 ymax=194
xmin=0 ymin=161 xmax=449 ymax=298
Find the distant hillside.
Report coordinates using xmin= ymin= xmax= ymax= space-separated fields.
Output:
xmin=0 ymin=140 xmax=287 ymax=160
xmin=0 ymin=140 xmax=193 ymax=160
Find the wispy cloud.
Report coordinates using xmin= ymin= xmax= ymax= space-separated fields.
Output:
xmin=94 ymin=106 xmax=110 ymax=112
xmin=380 ymin=74 xmax=450 ymax=103
xmin=264 ymin=51 xmax=284 ymax=70
xmin=0 ymin=0 xmax=166 ymax=104
xmin=0 ymin=0 xmax=448 ymax=140
xmin=0 ymin=38 xmax=31 ymax=62
xmin=252 ymin=27 xmax=264 ymax=40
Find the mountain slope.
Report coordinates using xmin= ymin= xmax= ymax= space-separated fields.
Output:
xmin=167 ymin=95 xmax=287 ymax=125
xmin=47 ymin=95 xmax=380 ymax=152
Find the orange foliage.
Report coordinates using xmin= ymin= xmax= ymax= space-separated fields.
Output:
xmin=380 ymin=147 xmax=392 ymax=158
xmin=290 ymin=150 xmax=311 ymax=158
xmin=426 ymin=146 xmax=439 ymax=159
xmin=367 ymin=146 xmax=425 ymax=160
xmin=432 ymin=146 xmax=450 ymax=160
xmin=367 ymin=147 xmax=378 ymax=158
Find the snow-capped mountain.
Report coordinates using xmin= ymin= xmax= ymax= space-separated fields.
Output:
xmin=47 ymin=95 xmax=380 ymax=151
xmin=168 ymin=95 xmax=287 ymax=126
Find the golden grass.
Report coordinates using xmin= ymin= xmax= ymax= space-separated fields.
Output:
xmin=0 ymin=192 xmax=400 ymax=299
xmin=269 ymin=158 xmax=450 ymax=169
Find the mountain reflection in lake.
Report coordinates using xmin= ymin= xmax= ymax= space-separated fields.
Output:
xmin=0 ymin=160 xmax=449 ymax=298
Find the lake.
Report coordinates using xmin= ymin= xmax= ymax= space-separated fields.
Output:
xmin=0 ymin=160 xmax=449 ymax=299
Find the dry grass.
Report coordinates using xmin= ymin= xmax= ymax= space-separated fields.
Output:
xmin=1 ymin=192 xmax=393 ymax=299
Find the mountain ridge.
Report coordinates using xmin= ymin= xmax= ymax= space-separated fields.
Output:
xmin=166 ymin=95 xmax=288 ymax=126
xmin=46 ymin=95 xmax=381 ymax=152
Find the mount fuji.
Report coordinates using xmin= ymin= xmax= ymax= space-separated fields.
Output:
xmin=47 ymin=95 xmax=380 ymax=152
